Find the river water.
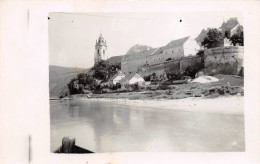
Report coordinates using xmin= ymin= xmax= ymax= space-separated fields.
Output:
xmin=50 ymin=99 xmax=244 ymax=152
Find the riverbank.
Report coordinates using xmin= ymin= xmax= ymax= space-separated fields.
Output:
xmin=69 ymin=74 xmax=244 ymax=114
xmin=78 ymin=95 xmax=243 ymax=115
xmin=87 ymin=74 xmax=243 ymax=99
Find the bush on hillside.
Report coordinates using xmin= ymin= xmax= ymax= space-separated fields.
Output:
xmin=201 ymin=28 xmax=223 ymax=49
xmin=166 ymin=72 xmax=183 ymax=80
xmin=196 ymin=50 xmax=204 ymax=57
xmin=184 ymin=62 xmax=204 ymax=78
xmin=230 ymin=31 xmax=244 ymax=46
xmin=67 ymin=60 xmax=122 ymax=95
xmin=130 ymin=83 xmax=139 ymax=91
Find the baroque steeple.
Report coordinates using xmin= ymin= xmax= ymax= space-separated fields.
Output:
xmin=94 ymin=33 xmax=107 ymax=64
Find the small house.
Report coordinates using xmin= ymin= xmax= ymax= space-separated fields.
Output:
xmin=119 ymin=73 xmax=145 ymax=88
xmin=108 ymin=71 xmax=125 ymax=86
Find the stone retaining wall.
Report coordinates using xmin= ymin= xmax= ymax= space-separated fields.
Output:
xmin=138 ymin=56 xmax=202 ymax=77
xmin=137 ymin=46 xmax=244 ymax=79
xmin=204 ymin=46 xmax=244 ymax=75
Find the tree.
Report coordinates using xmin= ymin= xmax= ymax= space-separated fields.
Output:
xmin=201 ymin=28 xmax=223 ymax=49
xmin=183 ymin=63 xmax=204 ymax=78
xmin=224 ymin=30 xmax=231 ymax=39
xmin=67 ymin=78 xmax=80 ymax=95
xmin=230 ymin=31 xmax=244 ymax=46
xmin=196 ymin=50 xmax=204 ymax=57
xmin=77 ymin=73 xmax=87 ymax=84
xmin=67 ymin=59 xmax=123 ymax=95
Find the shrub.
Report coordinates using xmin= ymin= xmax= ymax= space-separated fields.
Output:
xmin=139 ymin=86 xmax=146 ymax=91
xmin=230 ymin=31 xmax=244 ymax=46
xmin=144 ymin=74 xmax=153 ymax=81
xmin=130 ymin=83 xmax=139 ymax=91
xmin=196 ymin=50 xmax=204 ymax=57
xmin=184 ymin=62 xmax=204 ymax=78
xmin=225 ymin=30 xmax=231 ymax=39
xmin=159 ymin=85 xmax=170 ymax=90
xmin=109 ymin=84 xmax=120 ymax=90
xmin=166 ymin=72 xmax=183 ymax=80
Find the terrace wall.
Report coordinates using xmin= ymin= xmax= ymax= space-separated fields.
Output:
xmin=204 ymin=46 xmax=244 ymax=75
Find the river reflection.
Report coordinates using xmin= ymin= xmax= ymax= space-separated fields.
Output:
xmin=50 ymin=99 xmax=244 ymax=152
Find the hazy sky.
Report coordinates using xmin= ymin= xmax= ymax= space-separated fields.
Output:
xmin=49 ymin=12 xmax=243 ymax=68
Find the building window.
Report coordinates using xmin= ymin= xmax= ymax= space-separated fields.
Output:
xmin=103 ymin=50 xmax=105 ymax=54
xmin=172 ymin=50 xmax=174 ymax=53
xmin=130 ymin=72 xmax=131 ymax=74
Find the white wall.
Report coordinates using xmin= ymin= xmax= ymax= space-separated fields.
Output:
xmin=113 ymin=75 xmax=125 ymax=84
xmin=183 ymin=38 xmax=200 ymax=56
xmin=129 ymin=74 xmax=145 ymax=84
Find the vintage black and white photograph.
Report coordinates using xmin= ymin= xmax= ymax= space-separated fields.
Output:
xmin=49 ymin=12 xmax=244 ymax=153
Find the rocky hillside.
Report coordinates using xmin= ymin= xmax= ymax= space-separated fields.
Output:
xmin=107 ymin=45 xmax=153 ymax=64
xmin=126 ymin=44 xmax=153 ymax=55
xmin=195 ymin=28 xmax=208 ymax=43
xmin=49 ymin=65 xmax=88 ymax=97
xmin=220 ymin=18 xmax=239 ymax=32
xmin=107 ymin=55 xmax=124 ymax=65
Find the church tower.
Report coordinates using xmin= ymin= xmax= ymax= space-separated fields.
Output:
xmin=94 ymin=33 xmax=107 ymax=64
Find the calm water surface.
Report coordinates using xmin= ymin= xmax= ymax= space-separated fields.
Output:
xmin=50 ymin=99 xmax=244 ymax=152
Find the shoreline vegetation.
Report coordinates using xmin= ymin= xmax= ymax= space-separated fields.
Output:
xmin=51 ymin=74 xmax=244 ymax=115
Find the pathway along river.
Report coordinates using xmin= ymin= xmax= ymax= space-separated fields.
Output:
xmin=50 ymin=99 xmax=244 ymax=152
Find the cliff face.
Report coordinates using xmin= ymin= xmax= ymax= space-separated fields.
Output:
xmin=126 ymin=44 xmax=153 ymax=55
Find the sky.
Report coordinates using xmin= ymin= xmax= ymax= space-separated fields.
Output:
xmin=48 ymin=12 xmax=243 ymax=68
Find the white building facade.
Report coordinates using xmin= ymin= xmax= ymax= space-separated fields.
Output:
xmin=109 ymin=71 xmax=125 ymax=85
xmin=119 ymin=73 xmax=145 ymax=87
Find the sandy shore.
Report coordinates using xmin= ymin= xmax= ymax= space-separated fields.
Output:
xmin=78 ymin=95 xmax=244 ymax=115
